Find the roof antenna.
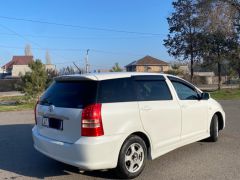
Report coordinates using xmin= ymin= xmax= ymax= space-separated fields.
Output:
xmin=73 ymin=62 xmax=82 ymax=74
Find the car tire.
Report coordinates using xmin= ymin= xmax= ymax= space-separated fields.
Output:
xmin=116 ymin=135 xmax=147 ymax=179
xmin=208 ymin=114 xmax=219 ymax=142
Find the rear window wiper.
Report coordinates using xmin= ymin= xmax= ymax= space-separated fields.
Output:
xmin=40 ymin=98 xmax=52 ymax=106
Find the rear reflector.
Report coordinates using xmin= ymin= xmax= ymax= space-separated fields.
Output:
xmin=81 ymin=103 xmax=104 ymax=136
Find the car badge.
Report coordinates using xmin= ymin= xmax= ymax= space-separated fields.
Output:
xmin=49 ymin=105 xmax=55 ymax=112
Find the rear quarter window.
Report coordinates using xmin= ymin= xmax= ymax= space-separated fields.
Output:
xmin=98 ymin=78 xmax=135 ymax=103
xmin=40 ymin=80 xmax=98 ymax=108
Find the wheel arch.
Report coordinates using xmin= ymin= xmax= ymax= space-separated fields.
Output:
xmin=122 ymin=131 xmax=152 ymax=160
xmin=215 ymin=111 xmax=224 ymax=130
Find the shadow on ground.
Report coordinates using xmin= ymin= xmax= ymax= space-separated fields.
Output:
xmin=0 ymin=124 xmax=119 ymax=179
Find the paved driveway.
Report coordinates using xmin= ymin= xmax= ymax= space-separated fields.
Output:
xmin=0 ymin=101 xmax=240 ymax=180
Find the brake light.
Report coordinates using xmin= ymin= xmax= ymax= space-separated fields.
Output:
xmin=34 ymin=100 xmax=39 ymax=125
xmin=81 ymin=103 xmax=104 ymax=136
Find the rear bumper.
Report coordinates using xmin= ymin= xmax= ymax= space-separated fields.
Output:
xmin=32 ymin=126 xmax=126 ymax=170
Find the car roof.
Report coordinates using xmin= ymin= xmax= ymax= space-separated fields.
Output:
xmin=58 ymin=72 xmax=170 ymax=81
xmin=55 ymin=72 xmax=202 ymax=92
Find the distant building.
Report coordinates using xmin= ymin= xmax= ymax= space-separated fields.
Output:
xmin=178 ymin=65 xmax=190 ymax=74
xmin=0 ymin=67 xmax=4 ymax=73
xmin=1 ymin=56 xmax=56 ymax=78
xmin=45 ymin=64 xmax=56 ymax=71
xmin=193 ymin=72 xmax=215 ymax=84
xmin=125 ymin=55 xmax=170 ymax=73
xmin=94 ymin=69 xmax=110 ymax=73
xmin=194 ymin=72 xmax=215 ymax=77
xmin=0 ymin=67 xmax=4 ymax=79
xmin=2 ymin=56 xmax=34 ymax=77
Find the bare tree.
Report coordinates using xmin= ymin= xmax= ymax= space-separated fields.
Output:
xmin=45 ymin=50 xmax=52 ymax=64
xmin=24 ymin=44 xmax=33 ymax=56
xmin=198 ymin=0 xmax=238 ymax=89
xmin=225 ymin=0 xmax=240 ymax=12
xmin=59 ymin=66 xmax=79 ymax=75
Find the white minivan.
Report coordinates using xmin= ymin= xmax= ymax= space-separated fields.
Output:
xmin=32 ymin=72 xmax=225 ymax=179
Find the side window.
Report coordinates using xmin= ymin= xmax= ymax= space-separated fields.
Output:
xmin=98 ymin=78 xmax=135 ymax=103
xmin=135 ymin=80 xmax=172 ymax=101
xmin=171 ymin=81 xmax=199 ymax=100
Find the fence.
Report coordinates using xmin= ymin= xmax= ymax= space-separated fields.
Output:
xmin=0 ymin=79 xmax=22 ymax=92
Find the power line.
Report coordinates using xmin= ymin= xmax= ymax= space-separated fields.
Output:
xmin=0 ymin=32 xmax=164 ymax=40
xmin=0 ymin=24 xmax=76 ymax=64
xmin=0 ymin=44 xmax=145 ymax=56
xmin=0 ymin=26 xmax=131 ymax=69
xmin=53 ymin=61 xmax=112 ymax=67
xmin=0 ymin=15 xmax=165 ymax=36
xmin=0 ymin=24 xmax=147 ymax=66
xmin=0 ymin=24 xmax=43 ymax=48
xmin=0 ymin=44 xmax=85 ymax=52
xmin=90 ymin=49 xmax=144 ymax=56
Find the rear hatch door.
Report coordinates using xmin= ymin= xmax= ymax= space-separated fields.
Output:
xmin=36 ymin=79 xmax=98 ymax=143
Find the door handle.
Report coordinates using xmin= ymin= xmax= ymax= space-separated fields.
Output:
xmin=141 ymin=106 xmax=152 ymax=111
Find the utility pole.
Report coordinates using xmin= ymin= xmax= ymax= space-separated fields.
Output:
xmin=85 ymin=49 xmax=90 ymax=73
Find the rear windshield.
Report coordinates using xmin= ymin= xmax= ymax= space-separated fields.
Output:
xmin=40 ymin=80 xmax=98 ymax=108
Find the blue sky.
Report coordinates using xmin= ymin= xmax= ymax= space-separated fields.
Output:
xmin=0 ymin=0 xmax=173 ymax=70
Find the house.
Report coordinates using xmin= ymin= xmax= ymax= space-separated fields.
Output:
xmin=178 ymin=65 xmax=190 ymax=74
xmin=2 ymin=56 xmax=34 ymax=77
xmin=125 ymin=55 xmax=170 ymax=73
xmin=45 ymin=64 xmax=56 ymax=71
xmin=0 ymin=67 xmax=4 ymax=79
xmin=193 ymin=72 xmax=216 ymax=84
xmin=1 ymin=56 xmax=57 ymax=78
xmin=0 ymin=67 xmax=3 ymax=73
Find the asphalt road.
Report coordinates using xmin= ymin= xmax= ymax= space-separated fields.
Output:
xmin=0 ymin=101 xmax=240 ymax=180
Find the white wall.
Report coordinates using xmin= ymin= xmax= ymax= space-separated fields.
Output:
xmin=12 ymin=65 xmax=31 ymax=77
xmin=11 ymin=64 xmax=56 ymax=77
xmin=45 ymin=64 xmax=56 ymax=71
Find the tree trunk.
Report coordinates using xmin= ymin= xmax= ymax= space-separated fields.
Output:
xmin=190 ymin=52 xmax=194 ymax=83
xmin=217 ymin=61 xmax=222 ymax=90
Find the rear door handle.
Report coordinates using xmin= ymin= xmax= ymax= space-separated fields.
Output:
xmin=141 ymin=106 xmax=152 ymax=111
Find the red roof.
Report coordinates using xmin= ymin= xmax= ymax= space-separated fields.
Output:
xmin=126 ymin=55 xmax=169 ymax=67
xmin=2 ymin=56 xmax=34 ymax=69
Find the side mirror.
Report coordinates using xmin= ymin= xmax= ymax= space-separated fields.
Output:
xmin=201 ymin=92 xmax=210 ymax=100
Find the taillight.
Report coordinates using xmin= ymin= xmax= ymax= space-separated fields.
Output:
xmin=81 ymin=103 xmax=104 ymax=137
xmin=34 ymin=100 xmax=39 ymax=125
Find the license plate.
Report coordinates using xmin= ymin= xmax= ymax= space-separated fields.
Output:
xmin=42 ymin=117 xmax=63 ymax=130
xmin=42 ymin=117 xmax=49 ymax=127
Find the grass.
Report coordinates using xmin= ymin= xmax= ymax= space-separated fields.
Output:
xmin=0 ymin=96 xmax=24 ymax=101
xmin=0 ymin=96 xmax=35 ymax=112
xmin=0 ymin=103 xmax=34 ymax=112
xmin=210 ymin=88 xmax=240 ymax=100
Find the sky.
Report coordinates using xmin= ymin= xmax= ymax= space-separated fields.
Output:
xmin=0 ymin=0 xmax=174 ymax=71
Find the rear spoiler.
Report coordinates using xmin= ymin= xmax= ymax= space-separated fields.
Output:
xmin=54 ymin=75 xmax=98 ymax=81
